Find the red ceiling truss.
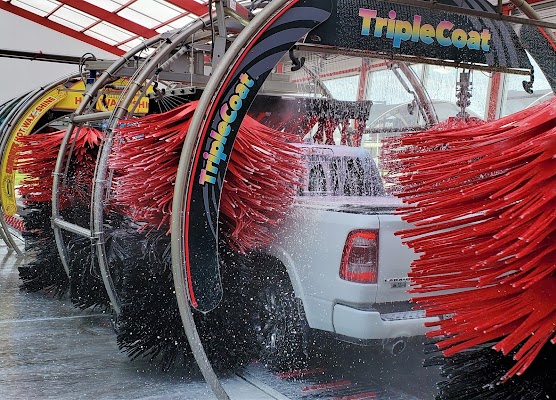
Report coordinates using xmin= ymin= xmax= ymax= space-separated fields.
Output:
xmin=57 ymin=0 xmax=159 ymax=39
xmin=0 ymin=0 xmax=209 ymax=55
xmin=165 ymin=0 xmax=207 ymax=16
xmin=0 ymin=1 xmax=125 ymax=55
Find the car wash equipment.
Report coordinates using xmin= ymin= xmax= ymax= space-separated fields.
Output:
xmin=381 ymin=97 xmax=555 ymax=399
xmin=16 ymin=127 xmax=111 ymax=309
xmin=105 ymin=100 xmax=304 ymax=367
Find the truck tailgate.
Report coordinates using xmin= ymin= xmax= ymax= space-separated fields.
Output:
xmin=376 ymin=213 xmax=417 ymax=304
xmin=291 ymin=195 xmax=418 ymax=306
xmin=296 ymin=195 xmax=423 ymax=306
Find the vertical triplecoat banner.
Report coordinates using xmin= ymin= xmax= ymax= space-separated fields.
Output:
xmin=305 ymin=0 xmax=533 ymax=72
xmin=185 ymin=0 xmax=334 ymax=312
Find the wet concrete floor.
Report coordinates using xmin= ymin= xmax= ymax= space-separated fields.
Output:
xmin=0 ymin=242 xmax=440 ymax=399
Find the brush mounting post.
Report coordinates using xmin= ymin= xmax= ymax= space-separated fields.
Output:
xmin=289 ymin=48 xmax=305 ymax=71
xmin=456 ymin=70 xmax=472 ymax=119
xmin=219 ymin=0 xmax=253 ymax=26
xmin=193 ymin=51 xmax=204 ymax=75
xmin=212 ymin=0 xmax=228 ymax=69
xmin=523 ymin=67 xmax=534 ymax=94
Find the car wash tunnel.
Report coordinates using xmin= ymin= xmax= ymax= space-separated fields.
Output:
xmin=0 ymin=0 xmax=554 ymax=399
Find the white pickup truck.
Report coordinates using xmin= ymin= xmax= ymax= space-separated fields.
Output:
xmin=239 ymin=143 xmax=438 ymax=369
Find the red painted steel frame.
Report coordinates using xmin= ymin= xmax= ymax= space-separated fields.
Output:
xmin=166 ymin=0 xmax=208 ymax=16
xmin=0 ymin=2 xmax=125 ymax=56
xmin=0 ymin=0 xmax=209 ymax=55
xmin=56 ymin=0 xmax=158 ymax=38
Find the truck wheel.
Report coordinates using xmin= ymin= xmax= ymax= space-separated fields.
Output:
xmin=251 ymin=258 xmax=311 ymax=371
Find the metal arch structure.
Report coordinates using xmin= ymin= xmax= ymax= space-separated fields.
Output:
xmin=45 ymin=20 xmax=229 ymax=398
xmin=51 ymin=20 xmax=230 ymax=397
xmin=510 ymin=0 xmax=556 ymax=93
xmin=509 ymin=0 xmax=556 ymax=44
xmin=169 ymin=3 xmax=335 ymax=398
xmin=173 ymin=0 xmax=337 ymax=313
xmin=0 ymin=74 xmax=78 ymax=257
xmin=169 ymin=0 xmax=358 ymax=395
xmin=50 ymin=34 xmax=164 ymax=313
xmin=398 ymin=63 xmax=439 ymax=126
xmin=86 ymin=16 xmax=227 ymax=400
xmin=388 ymin=62 xmax=439 ymax=127
xmin=75 ymin=8 xmax=278 ymax=320
xmin=90 ymin=21 xmax=213 ymax=316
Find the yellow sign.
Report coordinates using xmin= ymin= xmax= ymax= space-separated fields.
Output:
xmin=53 ymin=79 xmax=150 ymax=114
xmin=1 ymin=87 xmax=68 ymax=215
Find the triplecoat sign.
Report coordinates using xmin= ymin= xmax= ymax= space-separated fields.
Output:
xmin=305 ymin=0 xmax=533 ymax=72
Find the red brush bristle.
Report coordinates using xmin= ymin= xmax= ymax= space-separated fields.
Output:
xmin=15 ymin=127 xmax=102 ymax=207
xmin=109 ymin=101 xmax=304 ymax=252
xmin=4 ymin=214 xmax=25 ymax=232
xmin=382 ymin=97 xmax=556 ymax=380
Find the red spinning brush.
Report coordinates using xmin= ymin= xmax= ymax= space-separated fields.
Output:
xmin=381 ymin=98 xmax=556 ymax=388
xmin=4 ymin=214 xmax=25 ymax=233
xmin=16 ymin=127 xmax=101 ymax=206
xmin=105 ymin=100 xmax=304 ymax=366
xmin=109 ymin=100 xmax=304 ymax=252
xmin=15 ymin=127 xmax=108 ymax=309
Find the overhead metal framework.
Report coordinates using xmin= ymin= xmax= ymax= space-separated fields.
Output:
xmin=1 ymin=0 xmax=555 ymax=57
xmin=0 ymin=0 xmax=210 ymax=55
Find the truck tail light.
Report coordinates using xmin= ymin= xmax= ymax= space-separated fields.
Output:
xmin=340 ymin=230 xmax=378 ymax=284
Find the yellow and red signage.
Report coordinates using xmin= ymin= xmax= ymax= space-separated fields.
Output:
xmin=1 ymin=87 xmax=68 ymax=215
xmin=54 ymin=78 xmax=150 ymax=113
xmin=1 ymin=79 xmax=150 ymax=216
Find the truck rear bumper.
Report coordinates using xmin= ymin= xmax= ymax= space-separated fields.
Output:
xmin=332 ymin=304 xmax=438 ymax=340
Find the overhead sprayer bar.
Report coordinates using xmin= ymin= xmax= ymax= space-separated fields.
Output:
xmin=0 ymin=49 xmax=83 ymax=64
xmin=294 ymin=43 xmax=532 ymax=76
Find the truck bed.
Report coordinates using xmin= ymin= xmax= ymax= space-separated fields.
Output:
xmin=294 ymin=195 xmax=406 ymax=215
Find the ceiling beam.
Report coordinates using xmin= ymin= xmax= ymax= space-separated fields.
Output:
xmin=114 ymin=11 xmax=193 ymax=47
xmin=0 ymin=49 xmax=84 ymax=64
xmin=165 ymin=0 xmax=208 ymax=16
xmin=0 ymin=3 xmax=125 ymax=56
xmin=56 ymin=0 xmax=158 ymax=38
